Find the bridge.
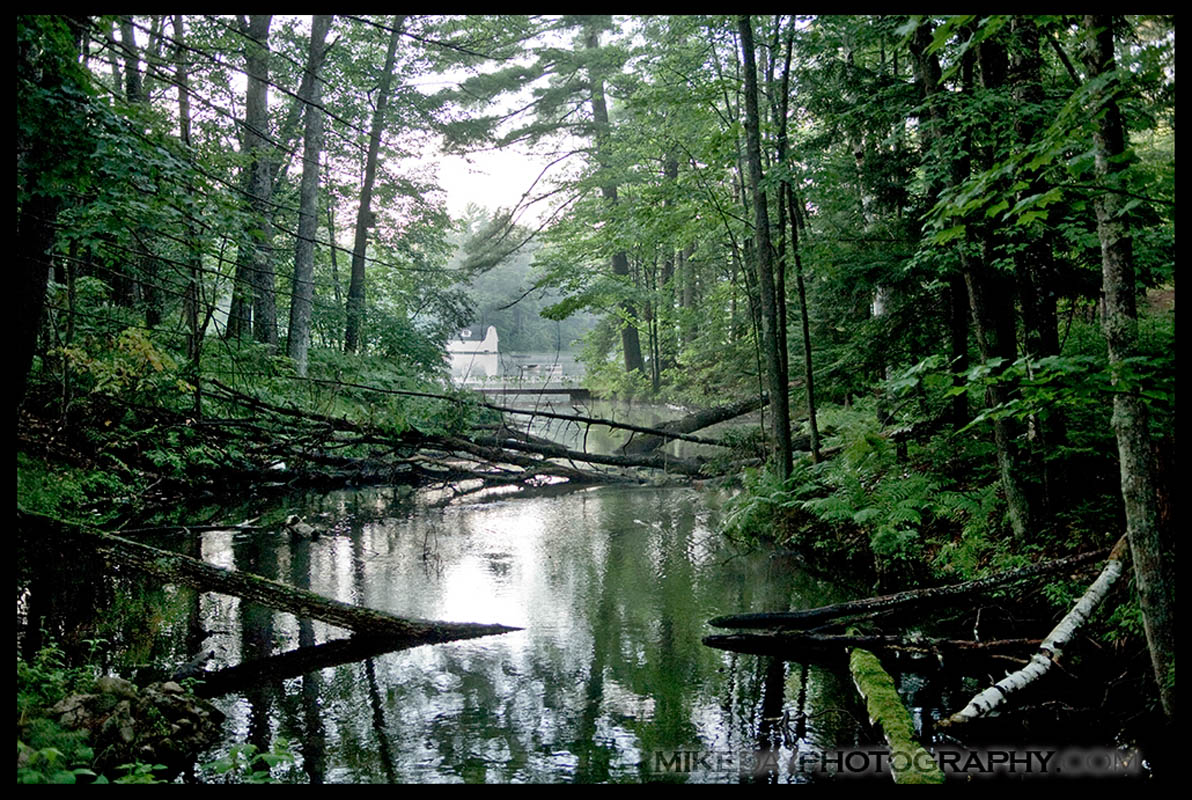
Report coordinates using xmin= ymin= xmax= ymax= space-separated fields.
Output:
xmin=469 ymin=384 xmax=593 ymax=403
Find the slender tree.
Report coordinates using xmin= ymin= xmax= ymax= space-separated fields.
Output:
xmin=345 ymin=16 xmax=405 ymax=354
xmin=738 ymin=15 xmax=792 ymax=479
xmin=584 ymin=20 xmax=646 ymax=376
xmin=288 ymin=15 xmax=334 ymax=376
xmin=228 ymin=15 xmax=276 ymax=346
xmin=1081 ymin=13 xmax=1175 ymax=722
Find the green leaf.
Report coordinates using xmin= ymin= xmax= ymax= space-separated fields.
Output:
xmin=932 ymin=224 xmax=967 ymax=245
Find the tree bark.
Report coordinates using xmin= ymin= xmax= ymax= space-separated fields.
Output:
xmin=193 ymin=635 xmax=451 ymax=698
xmin=22 ymin=509 xmax=518 ymax=643
xmin=943 ymin=536 xmax=1129 ymax=726
xmin=118 ymin=16 xmax=163 ymax=329
xmin=345 ymin=16 xmax=404 ymax=354
xmin=709 ymin=546 xmax=1110 ymax=631
xmin=288 ymin=15 xmax=333 ymax=376
xmin=1081 ymin=15 xmax=1175 ymax=722
xmin=246 ymin=15 xmax=277 ymax=348
xmin=849 ymin=645 xmax=946 ymax=783
xmin=704 ymin=631 xmax=1041 ymax=658
xmin=620 ymin=393 xmax=770 ymax=455
xmin=174 ymin=15 xmax=205 ymax=416
xmin=17 ymin=193 xmax=58 ymax=413
xmin=1010 ymin=17 xmax=1065 ymax=508
xmin=585 ymin=26 xmax=645 ymax=377
xmin=912 ymin=23 xmax=1033 ymax=538
xmin=228 ymin=15 xmax=276 ymax=344
xmin=738 ymin=15 xmax=793 ymax=480
xmin=908 ymin=21 xmax=970 ymax=431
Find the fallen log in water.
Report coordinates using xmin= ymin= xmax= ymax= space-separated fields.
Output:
xmin=470 ymin=433 xmax=711 ymax=477
xmin=192 ymin=636 xmax=444 ymax=697
xmin=619 ymin=394 xmax=770 ymax=455
xmin=708 ymin=547 xmax=1109 ymax=631
xmin=19 ymin=509 xmax=519 ymax=644
xmin=205 ymin=378 xmax=728 ymax=482
xmin=703 ymin=631 xmax=1041 ymax=660
xmin=848 ymin=644 xmax=945 ymax=784
xmin=941 ymin=536 xmax=1129 ymax=727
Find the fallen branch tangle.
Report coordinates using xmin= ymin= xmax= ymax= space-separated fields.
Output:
xmin=941 ymin=536 xmax=1130 ymax=727
xmin=201 ymin=378 xmax=767 ymax=487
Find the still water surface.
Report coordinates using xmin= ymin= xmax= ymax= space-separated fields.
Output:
xmin=179 ymin=484 xmax=865 ymax=783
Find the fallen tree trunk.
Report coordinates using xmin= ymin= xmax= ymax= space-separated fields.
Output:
xmin=490 ymin=402 xmax=728 ymax=448
xmin=941 ymin=535 xmax=1129 ymax=727
xmin=193 ymin=635 xmax=438 ymax=697
xmin=849 ymin=644 xmax=945 ymax=784
xmin=431 ymin=434 xmax=643 ymax=485
xmin=708 ymin=547 xmax=1110 ymax=631
xmin=20 ymin=509 xmax=519 ymax=643
xmin=620 ymin=394 xmax=770 ymax=455
xmin=209 ymin=376 xmax=732 ymax=449
xmin=703 ymin=631 xmax=1041 ymax=659
xmin=471 ymin=433 xmax=711 ymax=477
xmin=206 ymin=378 xmax=727 ymax=482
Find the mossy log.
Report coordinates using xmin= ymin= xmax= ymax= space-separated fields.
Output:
xmin=20 ymin=509 xmax=519 ymax=643
xmin=849 ymin=645 xmax=946 ymax=784
xmin=942 ymin=535 xmax=1129 ymax=727
xmin=708 ymin=547 xmax=1109 ymax=631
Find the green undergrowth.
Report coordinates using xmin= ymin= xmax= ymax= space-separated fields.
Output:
xmin=722 ymin=397 xmax=1126 ymax=593
xmin=20 ymin=330 xmax=493 ymax=522
xmin=17 ymin=643 xmax=100 ymax=784
xmin=17 ymin=642 xmax=295 ymax=784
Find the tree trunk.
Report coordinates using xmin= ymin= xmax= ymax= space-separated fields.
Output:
xmin=585 ymin=27 xmax=645 ymax=377
xmin=325 ymin=154 xmax=344 ymax=312
xmin=771 ymin=22 xmax=820 ymax=462
xmin=1081 ymin=14 xmax=1175 ymax=722
xmin=659 ymin=154 xmax=679 ymax=377
xmin=228 ymin=16 xmax=275 ymax=343
xmin=246 ymin=15 xmax=277 ymax=349
xmin=620 ymin=392 xmax=770 ymax=455
xmin=704 ymin=631 xmax=1041 ymax=659
xmin=345 ymin=16 xmax=405 ymax=354
xmin=849 ymin=645 xmax=946 ymax=783
xmin=118 ymin=16 xmax=163 ymax=329
xmin=17 ymin=193 xmax=58 ymax=413
xmin=944 ymin=536 xmax=1129 ymax=726
xmin=908 ymin=22 xmax=970 ymax=431
xmin=944 ymin=29 xmax=1034 ymax=538
xmin=288 ymin=15 xmax=333 ymax=376
xmin=709 ymin=546 xmax=1110 ymax=631
xmin=1010 ymin=17 xmax=1065 ymax=508
xmin=22 ymin=509 xmax=518 ymax=644
xmin=738 ymin=15 xmax=792 ymax=480
xmin=174 ymin=14 xmax=204 ymax=416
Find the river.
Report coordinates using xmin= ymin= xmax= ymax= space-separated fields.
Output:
xmin=165 ymin=482 xmax=865 ymax=783
xmin=22 ymin=365 xmax=884 ymax=783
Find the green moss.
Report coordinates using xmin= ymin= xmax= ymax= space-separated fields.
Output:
xmin=849 ymin=646 xmax=945 ymax=785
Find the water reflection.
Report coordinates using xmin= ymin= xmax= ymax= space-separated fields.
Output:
xmin=168 ymin=485 xmax=860 ymax=783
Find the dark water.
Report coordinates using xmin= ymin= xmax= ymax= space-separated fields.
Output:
xmin=19 ymin=387 xmax=884 ymax=783
xmin=185 ymin=485 xmax=864 ymax=783
xmin=24 ymin=482 xmax=874 ymax=783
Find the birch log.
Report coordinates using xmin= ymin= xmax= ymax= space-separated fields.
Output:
xmin=942 ymin=535 xmax=1129 ymax=726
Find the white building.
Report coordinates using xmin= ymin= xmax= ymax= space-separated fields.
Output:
xmin=447 ymin=325 xmax=500 ymax=379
